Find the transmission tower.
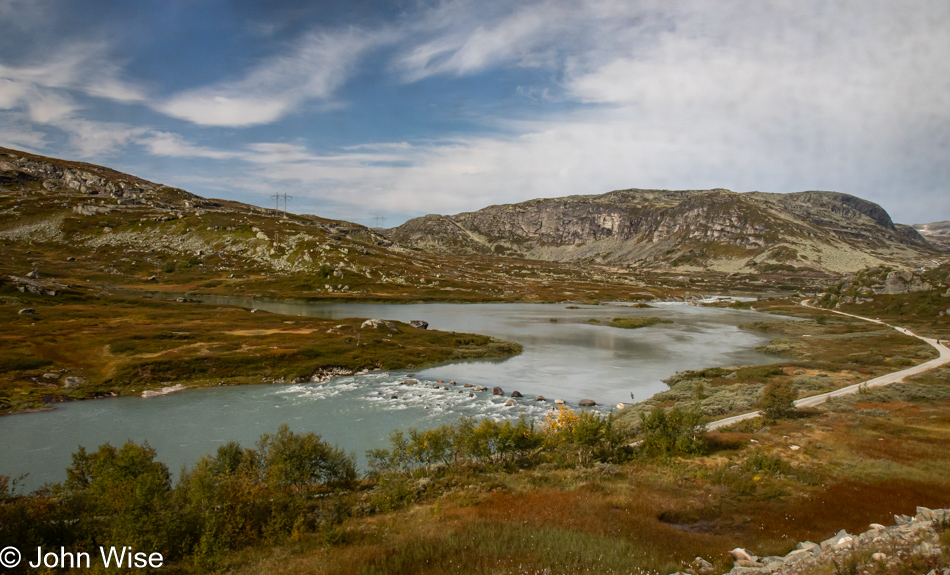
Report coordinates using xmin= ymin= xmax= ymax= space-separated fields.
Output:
xmin=281 ymin=193 xmax=292 ymax=218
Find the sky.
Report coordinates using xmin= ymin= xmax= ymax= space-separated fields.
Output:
xmin=1 ymin=0 xmax=949 ymax=227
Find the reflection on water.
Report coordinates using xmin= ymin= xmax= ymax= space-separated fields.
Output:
xmin=0 ymin=300 xmax=790 ymax=490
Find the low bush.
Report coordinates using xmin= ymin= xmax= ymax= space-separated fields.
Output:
xmin=757 ymin=380 xmax=798 ymax=422
xmin=638 ymin=406 xmax=706 ymax=457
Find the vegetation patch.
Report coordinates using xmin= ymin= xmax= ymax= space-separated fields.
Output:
xmin=586 ymin=316 xmax=673 ymax=329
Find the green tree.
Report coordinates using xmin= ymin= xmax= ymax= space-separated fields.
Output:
xmin=65 ymin=441 xmax=175 ymax=553
xmin=757 ymin=380 xmax=797 ymax=422
xmin=257 ymin=424 xmax=356 ymax=490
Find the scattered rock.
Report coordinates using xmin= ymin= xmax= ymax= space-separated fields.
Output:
xmin=18 ymin=308 xmax=35 ymax=315
xmin=616 ymin=402 xmax=626 ymax=410
xmin=62 ymin=376 xmax=85 ymax=388
xmin=504 ymin=399 xmax=516 ymax=406
xmin=510 ymin=390 xmax=523 ymax=398
xmin=26 ymin=270 xmax=39 ymax=279
xmin=473 ymin=386 xmax=488 ymax=392
xmin=554 ymin=398 xmax=566 ymax=405
xmin=535 ymin=395 xmax=546 ymax=401
xmin=42 ymin=373 xmax=61 ymax=380
xmin=408 ymin=320 xmax=429 ymax=329
xmin=690 ymin=557 xmax=715 ymax=574
xmin=578 ymin=398 xmax=596 ymax=407
xmin=492 ymin=386 xmax=505 ymax=395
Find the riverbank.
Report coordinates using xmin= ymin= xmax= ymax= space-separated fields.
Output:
xmin=0 ymin=280 xmax=522 ymax=415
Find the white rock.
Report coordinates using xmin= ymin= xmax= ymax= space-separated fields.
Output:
xmin=729 ymin=548 xmax=757 ymax=562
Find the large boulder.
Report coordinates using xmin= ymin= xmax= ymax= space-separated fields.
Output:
xmin=408 ymin=320 xmax=429 ymax=329
xmin=492 ymin=386 xmax=505 ymax=396
xmin=361 ymin=318 xmax=397 ymax=330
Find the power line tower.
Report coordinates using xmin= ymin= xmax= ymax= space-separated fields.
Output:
xmin=281 ymin=193 xmax=292 ymax=218
xmin=372 ymin=216 xmax=387 ymax=228
xmin=270 ymin=193 xmax=280 ymax=215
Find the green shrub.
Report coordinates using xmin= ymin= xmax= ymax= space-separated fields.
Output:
xmin=757 ymin=380 xmax=797 ymax=422
xmin=0 ymin=356 xmax=53 ymax=372
xmin=638 ymin=406 xmax=706 ymax=457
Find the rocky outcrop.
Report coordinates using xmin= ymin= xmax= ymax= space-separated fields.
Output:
xmin=388 ymin=188 xmax=939 ymax=274
xmin=672 ymin=506 xmax=950 ymax=575
xmin=880 ymin=269 xmax=933 ymax=294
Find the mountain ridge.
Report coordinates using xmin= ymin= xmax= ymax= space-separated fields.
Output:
xmin=388 ymin=187 xmax=942 ymax=274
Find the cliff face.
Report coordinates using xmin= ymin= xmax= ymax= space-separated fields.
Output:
xmin=389 ymin=188 xmax=940 ymax=274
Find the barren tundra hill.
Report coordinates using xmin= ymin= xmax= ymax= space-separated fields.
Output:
xmin=913 ymin=220 xmax=950 ymax=252
xmin=389 ymin=188 xmax=942 ymax=274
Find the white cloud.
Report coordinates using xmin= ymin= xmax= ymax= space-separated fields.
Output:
xmin=0 ymin=114 xmax=47 ymax=150
xmin=0 ymin=44 xmax=147 ymax=103
xmin=395 ymin=0 xmax=568 ymax=81
xmin=157 ymin=29 xmax=384 ymax=126
xmin=58 ymin=118 xmax=147 ymax=158
xmin=137 ymin=131 xmax=240 ymax=160
xmin=27 ymin=91 xmax=77 ymax=123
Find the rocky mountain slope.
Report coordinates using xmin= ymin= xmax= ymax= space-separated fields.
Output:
xmin=389 ymin=188 xmax=942 ymax=274
xmin=914 ymin=221 xmax=950 ymax=252
xmin=0 ymin=147 xmax=678 ymax=302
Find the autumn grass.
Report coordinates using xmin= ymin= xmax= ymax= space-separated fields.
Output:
xmin=0 ymin=281 xmax=522 ymax=414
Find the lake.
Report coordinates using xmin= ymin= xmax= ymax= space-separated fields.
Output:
xmin=0 ymin=300 xmax=787 ymax=490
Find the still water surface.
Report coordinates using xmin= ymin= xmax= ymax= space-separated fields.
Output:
xmin=1 ymin=301 xmax=788 ymax=490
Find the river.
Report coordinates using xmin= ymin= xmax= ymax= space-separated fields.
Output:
xmin=0 ymin=300 xmax=788 ymax=491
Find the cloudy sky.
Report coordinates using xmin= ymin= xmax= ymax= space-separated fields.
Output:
xmin=1 ymin=0 xmax=948 ymax=226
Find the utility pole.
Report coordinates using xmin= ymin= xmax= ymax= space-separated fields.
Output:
xmin=281 ymin=193 xmax=292 ymax=219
